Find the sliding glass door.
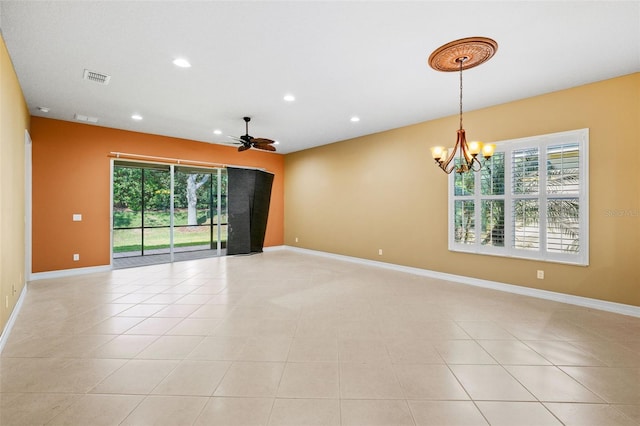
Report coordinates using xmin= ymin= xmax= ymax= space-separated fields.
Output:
xmin=112 ymin=161 xmax=227 ymax=262
xmin=143 ymin=167 xmax=172 ymax=255
xmin=173 ymin=167 xmax=227 ymax=253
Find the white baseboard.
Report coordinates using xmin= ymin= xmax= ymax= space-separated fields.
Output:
xmin=30 ymin=265 xmax=112 ymax=281
xmin=29 ymin=248 xmax=287 ymax=279
xmin=285 ymin=246 xmax=640 ymax=318
xmin=0 ymin=283 xmax=28 ymax=354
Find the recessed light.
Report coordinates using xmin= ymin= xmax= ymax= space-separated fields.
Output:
xmin=350 ymin=116 xmax=360 ymax=122
xmin=274 ymin=141 xmax=280 ymax=145
xmin=283 ymin=94 xmax=295 ymax=102
xmin=213 ymin=129 xmax=222 ymax=135
xmin=37 ymin=106 xmax=50 ymax=113
xmin=172 ymin=58 xmax=191 ymax=68
xmin=131 ymin=114 xmax=143 ymax=121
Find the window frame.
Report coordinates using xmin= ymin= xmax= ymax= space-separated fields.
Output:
xmin=448 ymin=128 xmax=589 ymax=266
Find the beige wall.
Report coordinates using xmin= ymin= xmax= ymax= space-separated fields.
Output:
xmin=285 ymin=73 xmax=640 ymax=307
xmin=0 ymin=34 xmax=29 ymax=335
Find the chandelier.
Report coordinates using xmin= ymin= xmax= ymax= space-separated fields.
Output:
xmin=428 ymin=37 xmax=498 ymax=174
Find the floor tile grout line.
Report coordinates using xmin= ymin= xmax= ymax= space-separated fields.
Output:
xmin=3 ymin=251 xmax=640 ymax=425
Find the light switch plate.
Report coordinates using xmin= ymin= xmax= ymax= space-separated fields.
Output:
xmin=73 ymin=214 xmax=82 ymax=221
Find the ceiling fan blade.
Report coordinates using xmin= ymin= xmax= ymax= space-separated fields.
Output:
xmin=253 ymin=144 xmax=276 ymax=152
xmin=227 ymin=136 xmax=244 ymax=144
xmin=251 ymin=138 xmax=275 ymax=145
xmin=232 ymin=117 xmax=275 ymax=152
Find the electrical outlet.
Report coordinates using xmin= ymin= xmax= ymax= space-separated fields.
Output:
xmin=537 ymin=270 xmax=544 ymax=279
xmin=378 ymin=249 xmax=383 ymax=256
xmin=73 ymin=253 xmax=80 ymax=261
xmin=295 ymin=237 xmax=299 ymax=243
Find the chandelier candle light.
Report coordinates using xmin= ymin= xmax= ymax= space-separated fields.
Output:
xmin=428 ymin=37 xmax=498 ymax=174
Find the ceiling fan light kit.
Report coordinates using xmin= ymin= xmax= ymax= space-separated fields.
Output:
xmin=428 ymin=37 xmax=497 ymax=174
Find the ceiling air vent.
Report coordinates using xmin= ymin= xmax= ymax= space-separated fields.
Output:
xmin=83 ymin=69 xmax=111 ymax=85
xmin=74 ymin=113 xmax=99 ymax=123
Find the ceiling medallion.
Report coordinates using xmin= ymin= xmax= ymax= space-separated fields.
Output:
xmin=428 ymin=36 xmax=497 ymax=72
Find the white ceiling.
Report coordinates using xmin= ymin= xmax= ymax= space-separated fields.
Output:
xmin=1 ymin=1 xmax=639 ymax=154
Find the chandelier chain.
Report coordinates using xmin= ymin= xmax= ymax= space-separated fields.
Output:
xmin=458 ymin=58 xmax=464 ymax=131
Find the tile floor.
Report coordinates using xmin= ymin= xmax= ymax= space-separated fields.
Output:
xmin=1 ymin=250 xmax=639 ymax=425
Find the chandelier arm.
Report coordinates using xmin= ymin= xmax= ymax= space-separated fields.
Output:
xmin=440 ymin=163 xmax=456 ymax=174
xmin=438 ymin=130 xmax=464 ymax=173
xmin=458 ymin=128 xmax=477 ymax=169
xmin=440 ymin=160 xmax=456 ymax=174
xmin=460 ymin=140 xmax=472 ymax=166
xmin=469 ymin=157 xmax=483 ymax=172
xmin=440 ymin=155 xmax=456 ymax=173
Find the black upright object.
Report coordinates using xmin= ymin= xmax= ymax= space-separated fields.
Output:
xmin=227 ymin=167 xmax=274 ymax=255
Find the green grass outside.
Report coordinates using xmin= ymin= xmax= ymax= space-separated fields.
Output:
xmin=114 ymin=209 xmax=228 ymax=228
xmin=113 ymin=225 xmax=228 ymax=253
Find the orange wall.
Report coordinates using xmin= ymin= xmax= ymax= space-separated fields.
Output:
xmin=30 ymin=117 xmax=284 ymax=273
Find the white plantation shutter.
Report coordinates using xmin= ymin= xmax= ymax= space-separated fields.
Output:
xmin=547 ymin=143 xmax=580 ymax=194
xmin=454 ymin=200 xmax=475 ymax=244
xmin=513 ymin=199 xmax=540 ymax=250
xmin=480 ymin=153 xmax=505 ymax=247
xmin=546 ymin=143 xmax=581 ymax=254
xmin=546 ymin=199 xmax=580 ymax=253
xmin=512 ymin=148 xmax=539 ymax=195
xmin=449 ymin=129 xmax=588 ymax=265
xmin=481 ymin=199 xmax=505 ymax=247
xmin=512 ymin=148 xmax=540 ymax=251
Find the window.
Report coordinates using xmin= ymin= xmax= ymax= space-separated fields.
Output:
xmin=449 ymin=129 xmax=589 ymax=265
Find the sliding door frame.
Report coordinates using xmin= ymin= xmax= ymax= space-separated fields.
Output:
xmin=110 ymin=159 xmax=227 ymax=266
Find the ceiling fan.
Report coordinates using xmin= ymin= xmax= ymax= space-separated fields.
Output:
xmin=228 ymin=117 xmax=276 ymax=152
